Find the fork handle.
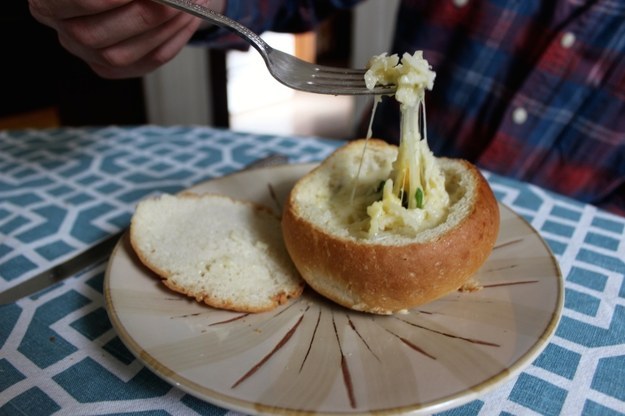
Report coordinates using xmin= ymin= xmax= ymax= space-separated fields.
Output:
xmin=151 ymin=0 xmax=271 ymax=55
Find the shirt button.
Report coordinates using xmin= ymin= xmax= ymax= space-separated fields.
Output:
xmin=512 ymin=107 xmax=528 ymax=125
xmin=453 ymin=0 xmax=469 ymax=7
xmin=561 ymin=32 xmax=576 ymax=48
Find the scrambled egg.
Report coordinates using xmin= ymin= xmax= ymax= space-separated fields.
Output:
xmin=363 ymin=52 xmax=449 ymax=237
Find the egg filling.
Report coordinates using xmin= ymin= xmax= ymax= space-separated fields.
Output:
xmin=362 ymin=52 xmax=449 ymax=237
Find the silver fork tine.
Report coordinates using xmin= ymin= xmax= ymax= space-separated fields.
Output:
xmin=151 ymin=0 xmax=396 ymax=96
xmin=314 ymin=73 xmax=368 ymax=82
xmin=268 ymin=50 xmax=395 ymax=94
xmin=313 ymin=70 xmax=367 ymax=79
xmin=312 ymin=65 xmax=367 ymax=75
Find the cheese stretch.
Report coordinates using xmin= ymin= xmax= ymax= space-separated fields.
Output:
xmin=363 ymin=52 xmax=449 ymax=237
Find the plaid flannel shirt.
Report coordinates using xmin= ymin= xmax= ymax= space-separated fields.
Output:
xmin=196 ymin=0 xmax=625 ymax=215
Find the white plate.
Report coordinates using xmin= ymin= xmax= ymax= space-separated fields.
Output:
xmin=104 ymin=163 xmax=563 ymax=415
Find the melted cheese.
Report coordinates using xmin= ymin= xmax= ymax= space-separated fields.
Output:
xmin=363 ymin=52 xmax=449 ymax=238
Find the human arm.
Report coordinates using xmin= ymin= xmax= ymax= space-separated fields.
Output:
xmin=192 ymin=0 xmax=364 ymax=47
xmin=29 ymin=0 xmax=363 ymax=78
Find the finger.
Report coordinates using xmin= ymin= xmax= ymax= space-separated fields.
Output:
xmin=58 ymin=1 xmax=181 ymax=50
xmin=28 ymin=0 xmax=133 ymax=22
xmin=66 ymin=13 xmax=202 ymax=79
xmin=91 ymin=20 xmax=202 ymax=79
xmin=98 ymin=12 xmax=199 ymax=68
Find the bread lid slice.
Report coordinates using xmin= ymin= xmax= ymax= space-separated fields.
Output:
xmin=130 ymin=193 xmax=304 ymax=313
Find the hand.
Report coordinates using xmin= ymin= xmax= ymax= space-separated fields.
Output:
xmin=29 ymin=0 xmax=219 ymax=79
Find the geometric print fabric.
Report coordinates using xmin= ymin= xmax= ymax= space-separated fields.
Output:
xmin=1 ymin=127 xmax=624 ymax=415
xmin=0 ymin=126 xmax=339 ymax=288
xmin=486 ymin=174 xmax=625 ymax=415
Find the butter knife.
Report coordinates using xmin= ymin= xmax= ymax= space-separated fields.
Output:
xmin=0 ymin=232 xmax=123 ymax=305
xmin=0 ymin=154 xmax=288 ymax=305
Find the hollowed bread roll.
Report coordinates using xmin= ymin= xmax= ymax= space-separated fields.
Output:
xmin=281 ymin=139 xmax=499 ymax=314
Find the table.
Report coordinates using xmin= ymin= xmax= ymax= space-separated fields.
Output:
xmin=1 ymin=126 xmax=624 ymax=415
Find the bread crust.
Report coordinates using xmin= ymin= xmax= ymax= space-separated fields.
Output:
xmin=281 ymin=141 xmax=499 ymax=314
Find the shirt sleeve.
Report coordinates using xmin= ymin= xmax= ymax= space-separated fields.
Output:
xmin=191 ymin=0 xmax=364 ymax=49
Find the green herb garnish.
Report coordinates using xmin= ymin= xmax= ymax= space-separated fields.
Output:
xmin=415 ymin=187 xmax=424 ymax=209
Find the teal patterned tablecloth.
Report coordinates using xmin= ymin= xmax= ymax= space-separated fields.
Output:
xmin=1 ymin=126 xmax=624 ymax=415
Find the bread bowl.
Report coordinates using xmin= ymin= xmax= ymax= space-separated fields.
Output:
xmin=281 ymin=51 xmax=500 ymax=314
xmin=281 ymin=140 xmax=499 ymax=314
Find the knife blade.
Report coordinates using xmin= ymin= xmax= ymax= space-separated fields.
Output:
xmin=0 ymin=154 xmax=288 ymax=305
xmin=0 ymin=231 xmax=124 ymax=305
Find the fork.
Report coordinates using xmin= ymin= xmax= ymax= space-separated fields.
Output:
xmin=151 ymin=0 xmax=396 ymax=95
